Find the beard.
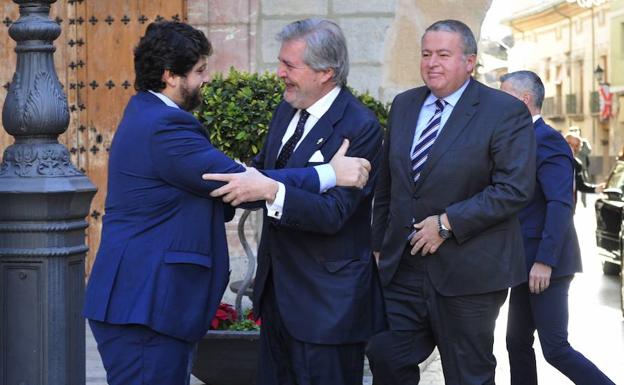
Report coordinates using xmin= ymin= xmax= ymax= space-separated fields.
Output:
xmin=180 ymin=83 xmax=202 ymax=112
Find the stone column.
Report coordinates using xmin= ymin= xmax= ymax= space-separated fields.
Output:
xmin=0 ymin=1 xmax=96 ymax=384
xmin=380 ymin=0 xmax=493 ymax=100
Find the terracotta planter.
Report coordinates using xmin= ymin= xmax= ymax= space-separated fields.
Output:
xmin=192 ymin=330 xmax=260 ymax=385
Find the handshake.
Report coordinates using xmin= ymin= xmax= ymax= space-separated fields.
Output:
xmin=202 ymin=139 xmax=371 ymax=206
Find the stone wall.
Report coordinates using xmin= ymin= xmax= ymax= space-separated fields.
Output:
xmin=191 ymin=0 xmax=493 ymax=100
xmin=257 ymin=0 xmax=396 ymax=100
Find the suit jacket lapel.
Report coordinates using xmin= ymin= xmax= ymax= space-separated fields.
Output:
xmin=416 ymin=78 xmax=479 ymax=185
xmin=284 ymin=88 xmax=352 ymax=168
xmin=286 ymin=115 xmax=333 ymax=167
xmin=266 ymin=105 xmax=297 ymax=169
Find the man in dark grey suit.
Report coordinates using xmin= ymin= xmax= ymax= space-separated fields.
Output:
xmin=366 ymin=20 xmax=536 ymax=385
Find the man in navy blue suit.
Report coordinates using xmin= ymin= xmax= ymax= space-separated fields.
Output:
xmin=501 ymin=71 xmax=615 ymax=385
xmin=83 ymin=21 xmax=370 ymax=385
xmin=205 ymin=18 xmax=386 ymax=385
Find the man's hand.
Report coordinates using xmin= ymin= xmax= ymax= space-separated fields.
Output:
xmin=409 ymin=215 xmax=444 ymax=256
xmin=330 ymin=139 xmax=371 ymax=189
xmin=202 ymin=167 xmax=278 ymax=206
xmin=528 ymin=262 xmax=552 ymax=294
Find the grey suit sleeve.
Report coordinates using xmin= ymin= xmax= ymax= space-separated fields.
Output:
xmin=445 ymin=103 xmax=536 ymax=244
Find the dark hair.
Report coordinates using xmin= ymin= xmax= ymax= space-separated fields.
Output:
xmin=277 ymin=18 xmax=349 ymax=87
xmin=500 ymin=70 xmax=545 ymax=110
xmin=424 ymin=19 xmax=477 ymax=56
xmin=134 ymin=22 xmax=212 ymax=92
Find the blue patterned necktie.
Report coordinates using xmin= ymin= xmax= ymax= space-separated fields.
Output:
xmin=276 ymin=109 xmax=310 ymax=169
xmin=411 ymin=99 xmax=446 ymax=182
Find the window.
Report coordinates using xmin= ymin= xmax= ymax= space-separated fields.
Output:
xmin=544 ymin=57 xmax=551 ymax=82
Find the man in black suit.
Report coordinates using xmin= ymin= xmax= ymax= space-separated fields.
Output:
xmin=365 ymin=19 xmax=536 ymax=385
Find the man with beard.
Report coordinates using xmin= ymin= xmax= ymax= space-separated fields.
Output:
xmin=83 ymin=21 xmax=370 ymax=385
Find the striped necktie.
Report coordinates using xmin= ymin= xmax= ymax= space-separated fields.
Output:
xmin=411 ymin=99 xmax=446 ymax=182
xmin=276 ymin=109 xmax=310 ymax=169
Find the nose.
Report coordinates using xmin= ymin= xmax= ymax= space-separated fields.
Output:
xmin=277 ymin=62 xmax=287 ymax=78
xmin=425 ymin=54 xmax=440 ymax=69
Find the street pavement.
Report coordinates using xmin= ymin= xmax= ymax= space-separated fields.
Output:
xmin=86 ymin=195 xmax=623 ymax=384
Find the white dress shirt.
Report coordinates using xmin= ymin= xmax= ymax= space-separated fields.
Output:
xmin=411 ymin=79 xmax=470 ymax=156
xmin=149 ymin=90 xmax=179 ymax=109
xmin=267 ymin=86 xmax=341 ymax=219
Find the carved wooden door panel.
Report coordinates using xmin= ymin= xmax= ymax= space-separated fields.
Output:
xmin=1 ymin=0 xmax=187 ymax=277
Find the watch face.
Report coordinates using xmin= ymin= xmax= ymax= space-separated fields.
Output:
xmin=439 ymin=228 xmax=451 ymax=239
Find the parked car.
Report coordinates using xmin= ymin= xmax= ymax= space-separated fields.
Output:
xmin=594 ymin=160 xmax=624 ymax=316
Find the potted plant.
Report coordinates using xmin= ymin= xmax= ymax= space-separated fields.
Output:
xmin=192 ymin=304 xmax=261 ymax=385
xmin=192 ymin=67 xmax=389 ymax=385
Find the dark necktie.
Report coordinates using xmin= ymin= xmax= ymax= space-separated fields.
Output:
xmin=276 ymin=110 xmax=310 ymax=169
xmin=411 ymin=99 xmax=446 ymax=182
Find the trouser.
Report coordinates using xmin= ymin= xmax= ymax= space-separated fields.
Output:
xmin=89 ymin=319 xmax=196 ymax=385
xmin=256 ymin=275 xmax=366 ymax=385
xmin=366 ymin=254 xmax=507 ymax=385
xmin=506 ymin=277 xmax=615 ymax=385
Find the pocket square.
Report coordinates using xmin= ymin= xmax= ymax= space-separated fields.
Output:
xmin=308 ymin=150 xmax=325 ymax=163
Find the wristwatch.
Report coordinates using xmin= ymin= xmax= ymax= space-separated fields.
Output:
xmin=437 ymin=215 xmax=452 ymax=240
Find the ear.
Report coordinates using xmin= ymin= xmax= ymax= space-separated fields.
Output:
xmin=317 ymin=68 xmax=335 ymax=85
xmin=465 ymin=54 xmax=477 ymax=73
xmin=162 ymin=69 xmax=179 ymax=89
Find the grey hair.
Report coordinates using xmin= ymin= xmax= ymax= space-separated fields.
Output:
xmin=500 ymin=70 xmax=545 ymax=110
xmin=276 ymin=18 xmax=349 ymax=87
xmin=424 ymin=19 xmax=478 ymax=56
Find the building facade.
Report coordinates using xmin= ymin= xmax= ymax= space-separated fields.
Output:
xmin=506 ymin=0 xmax=621 ymax=178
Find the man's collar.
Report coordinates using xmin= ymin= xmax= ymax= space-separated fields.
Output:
xmin=532 ymin=114 xmax=542 ymax=123
xmin=305 ymin=86 xmax=341 ymax=118
xmin=149 ymin=90 xmax=180 ymax=109
xmin=424 ymin=78 xmax=471 ymax=107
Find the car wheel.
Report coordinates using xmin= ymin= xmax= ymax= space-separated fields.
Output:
xmin=603 ymin=260 xmax=621 ymax=275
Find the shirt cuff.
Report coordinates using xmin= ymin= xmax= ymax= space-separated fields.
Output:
xmin=266 ymin=182 xmax=286 ymax=219
xmin=315 ymin=164 xmax=336 ymax=193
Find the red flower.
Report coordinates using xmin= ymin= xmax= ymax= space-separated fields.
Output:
xmin=211 ymin=303 xmax=237 ymax=330
xmin=210 ymin=303 xmax=261 ymax=331
xmin=246 ymin=309 xmax=261 ymax=326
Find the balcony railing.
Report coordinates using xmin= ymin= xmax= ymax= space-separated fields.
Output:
xmin=543 ymin=96 xmax=563 ymax=119
xmin=566 ymin=93 xmax=583 ymax=115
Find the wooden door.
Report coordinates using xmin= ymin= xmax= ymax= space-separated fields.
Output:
xmin=0 ymin=0 xmax=187 ymax=276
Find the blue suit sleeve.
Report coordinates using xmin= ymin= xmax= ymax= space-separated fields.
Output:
xmin=251 ymin=130 xmax=321 ymax=193
xmin=150 ymin=113 xmax=245 ymax=197
xmin=275 ymin=119 xmax=383 ymax=234
xmin=535 ymin=146 xmax=575 ymax=267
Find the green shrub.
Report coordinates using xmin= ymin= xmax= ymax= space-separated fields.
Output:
xmin=197 ymin=67 xmax=389 ymax=164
